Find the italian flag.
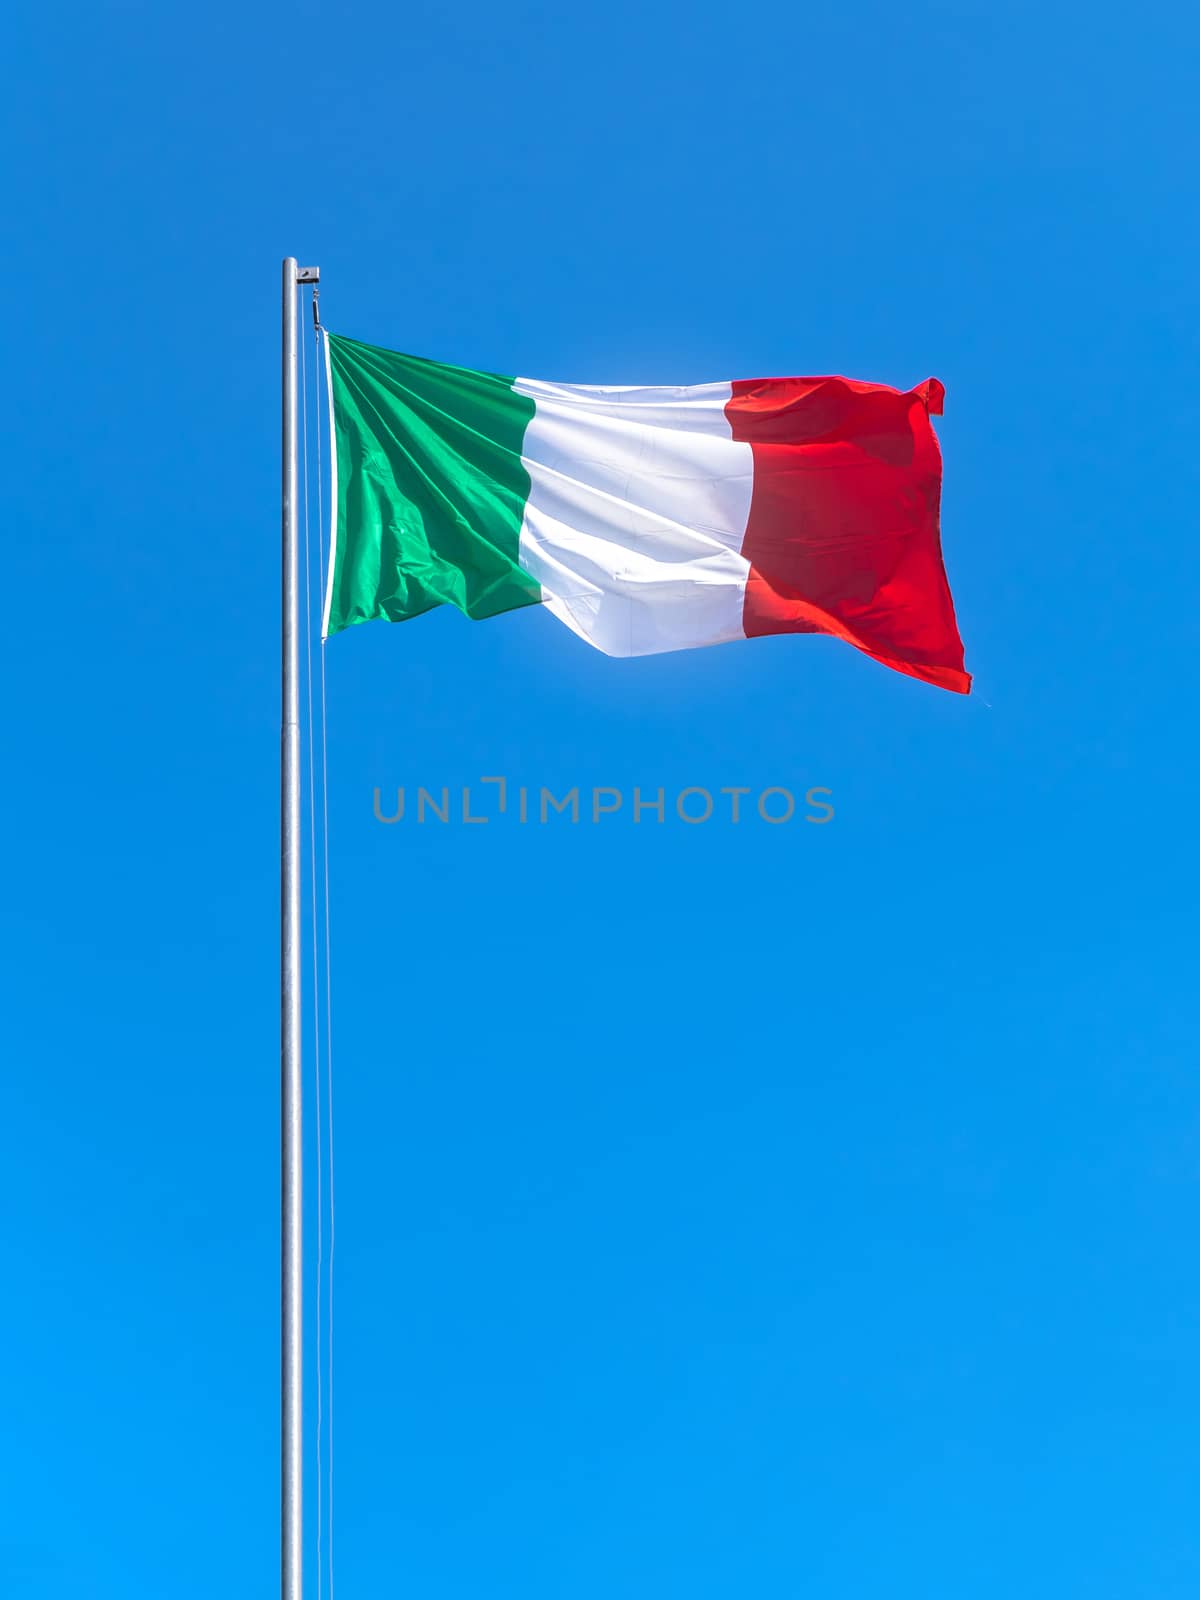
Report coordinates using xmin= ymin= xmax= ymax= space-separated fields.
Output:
xmin=323 ymin=334 xmax=969 ymax=693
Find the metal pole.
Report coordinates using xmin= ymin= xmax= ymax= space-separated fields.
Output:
xmin=282 ymin=255 xmax=318 ymax=1600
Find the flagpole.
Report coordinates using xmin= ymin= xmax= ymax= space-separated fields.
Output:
xmin=282 ymin=254 xmax=318 ymax=1600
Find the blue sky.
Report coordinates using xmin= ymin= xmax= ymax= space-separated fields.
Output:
xmin=4 ymin=1 xmax=1199 ymax=1595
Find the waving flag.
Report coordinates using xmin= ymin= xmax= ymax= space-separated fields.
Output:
xmin=323 ymin=333 xmax=968 ymax=693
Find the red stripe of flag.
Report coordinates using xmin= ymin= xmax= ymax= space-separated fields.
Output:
xmin=726 ymin=375 xmax=969 ymax=694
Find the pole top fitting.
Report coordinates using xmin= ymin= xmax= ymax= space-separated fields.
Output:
xmin=297 ymin=266 xmax=320 ymax=283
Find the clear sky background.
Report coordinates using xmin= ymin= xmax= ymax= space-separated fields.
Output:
xmin=4 ymin=2 xmax=1199 ymax=1596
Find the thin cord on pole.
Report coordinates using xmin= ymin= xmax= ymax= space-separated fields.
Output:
xmin=299 ymin=308 xmax=325 ymax=1600
xmin=314 ymin=309 xmax=337 ymax=1600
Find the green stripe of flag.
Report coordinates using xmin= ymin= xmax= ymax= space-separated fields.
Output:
xmin=324 ymin=334 xmax=542 ymax=637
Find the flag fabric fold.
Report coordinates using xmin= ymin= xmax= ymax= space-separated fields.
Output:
xmin=323 ymin=332 xmax=969 ymax=693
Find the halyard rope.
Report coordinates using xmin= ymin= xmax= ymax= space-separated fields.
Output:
xmin=298 ymin=309 xmax=325 ymax=1600
xmin=300 ymin=295 xmax=337 ymax=1600
xmin=314 ymin=300 xmax=337 ymax=1600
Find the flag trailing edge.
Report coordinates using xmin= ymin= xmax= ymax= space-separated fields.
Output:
xmin=322 ymin=332 xmax=969 ymax=694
